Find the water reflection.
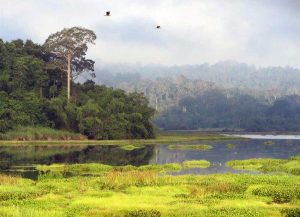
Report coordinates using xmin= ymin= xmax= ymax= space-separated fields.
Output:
xmin=149 ymin=139 xmax=300 ymax=174
xmin=0 ymin=145 xmax=155 ymax=179
xmin=0 ymin=138 xmax=300 ymax=179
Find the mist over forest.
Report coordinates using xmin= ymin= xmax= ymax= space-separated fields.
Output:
xmin=94 ymin=61 xmax=300 ymax=131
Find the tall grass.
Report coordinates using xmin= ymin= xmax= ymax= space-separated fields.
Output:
xmin=0 ymin=132 xmax=239 ymax=145
xmin=0 ymin=126 xmax=85 ymax=141
xmin=0 ymin=171 xmax=299 ymax=217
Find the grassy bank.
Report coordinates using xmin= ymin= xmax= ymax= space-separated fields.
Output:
xmin=0 ymin=162 xmax=299 ymax=217
xmin=0 ymin=127 xmax=85 ymax=141
xmin=0 ymin=131 xmax=238 ymax=146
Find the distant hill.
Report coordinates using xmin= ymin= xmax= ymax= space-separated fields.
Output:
xmin=155 ymin=90 xmax=300 ymax=132
xmin=94 ymin=61 xmax=300 ymax=110
xmin=99 ymin=74 xmax=216 ymax=111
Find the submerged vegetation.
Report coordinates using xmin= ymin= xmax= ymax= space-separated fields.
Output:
xmin=0 ymin=162 xmax=299 ymax=217
xmin=226 ymin=144 xmax=235 ymax=149
xmin=168 ymin=144 xmax=213 ymax=151
xmin=263 ymin=141 xmax=274 ymax=146
xmin=226 ymin=156 xmax=300 ymax=175
xmin=120 ymin=145 xmax=143 ymax=151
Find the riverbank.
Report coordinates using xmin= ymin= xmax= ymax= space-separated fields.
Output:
xmin=0 ymin=131 xmax=239 ymax=146
xmin=0 ymin=127 xmax=85 ymax=141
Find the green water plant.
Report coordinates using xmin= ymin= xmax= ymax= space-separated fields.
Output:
xmin=226 ymin=156 xmax=300 ymax=175
xmin=226 ymin=144 xmax=235 ymax=149
xmin=168 ymin=144 xmax=213 ymax=151
xmin=182 ymin=160 xmax=210 ymax=169
xmin=263 ymin=140 xmax=274 ymax=145
xmin=37 ymin=163 xmax=183 ymax=177
xmin=120 ymin=145 xmax=143 ymax=151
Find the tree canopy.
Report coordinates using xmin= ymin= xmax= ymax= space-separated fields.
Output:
xmin=0 ymin=38 xmax=155 ymax=139
xmin=44 ymin=27 xmax=97 ymax=101
xmin=155 ymin=90 xmax=300 ymax=132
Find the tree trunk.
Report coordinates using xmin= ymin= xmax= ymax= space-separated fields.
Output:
xmin=67 ymin=54 xmax=71 ymax=101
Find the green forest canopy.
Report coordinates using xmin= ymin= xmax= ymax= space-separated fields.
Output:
xmin=0 ymin=38 xmax=155 ymax=140
xmin=155 ymin=90 xmax=300 ymax=132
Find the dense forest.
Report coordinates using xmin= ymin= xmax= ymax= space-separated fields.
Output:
xmin=93 ymin=62 xmax=300 ymax=132
xmin=95 ymin=61 xmax=300 ymax=111
xmin=0 ymin=38 xmax=155 ymax=140
xmin=155 ymin=90 xmax=300 ymax=132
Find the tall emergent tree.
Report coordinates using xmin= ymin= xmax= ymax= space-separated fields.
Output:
xmin=44 ymin=27 xmax=96 ymax=101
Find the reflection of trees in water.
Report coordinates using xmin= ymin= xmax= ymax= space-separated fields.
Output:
xmin=81 ymin=145 xmax=155 ymax=166
xmin=0 ymin=145 xmax=155 ymax=169
xmin=151 ymin=146 xmax=186 ymax=164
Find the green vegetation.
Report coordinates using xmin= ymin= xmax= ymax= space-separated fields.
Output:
xmin=0 ymin=163 xmax=299 ymax=217
xmin=37 ymin=163 xmax=183 ymax=175
xmin=0 ymin=133 xmax=238 ymax=146
xmin=96 ymin=62 xmax=300 ymax=114
xmin=0 ymin=126 xmax=85 ymax=141
xmin=0 ymin=145 xmax=86 ymax=162
xmin=120 ymin=145 xmax=143 ymax=151
xmin=155 ymin=89 xmax=300 ymax=132
xmin=226 ymin=156 xmax=300 ymax=175
xmin=263 ymin=141 xmax=274 ymax=146
xmin=182 ymin=160 xmax=210 ymax=169
xmin=226 ymin=144 xmax=235 ymax=149
xmin=0 ymin=36 xmax=155 ymax=140
xmin=168 ymin=144 xmax=213 ymax=151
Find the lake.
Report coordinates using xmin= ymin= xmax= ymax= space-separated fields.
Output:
xmin=229 ymin=134 xmax=300 ymax=140
xmin=1 ymin=137 xmax=300 ymax=179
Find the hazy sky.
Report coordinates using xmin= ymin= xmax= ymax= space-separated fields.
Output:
xmin=0 ymin=0 xmax=299 ymax=67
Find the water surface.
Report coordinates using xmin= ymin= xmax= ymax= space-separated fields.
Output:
xmin=1 ymin=137 xmax=299 ymax=179
xmin=229 ymin=134 xmax=300 ymax=140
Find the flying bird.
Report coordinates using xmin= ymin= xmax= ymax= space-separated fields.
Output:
xmin=156 ymin=26 xmax=161 ymax=29
xmin=105 ymin=11 xmax=111 ymax=16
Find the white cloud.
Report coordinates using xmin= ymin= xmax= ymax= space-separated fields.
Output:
xmin=0 ymin=0 xmax=299 ymax=67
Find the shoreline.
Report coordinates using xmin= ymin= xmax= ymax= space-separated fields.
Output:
xmin=0 ymin=133 xmax=240 ymax=146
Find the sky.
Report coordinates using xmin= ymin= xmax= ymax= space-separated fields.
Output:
xmin=0 ymin=0 xmax=299 ymax=68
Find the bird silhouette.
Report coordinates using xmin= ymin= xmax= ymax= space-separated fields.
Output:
xmin=156 ymin=26 xmax=161 ymax=29
xmin=105 ymin=11 xmax=111 ymax=16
